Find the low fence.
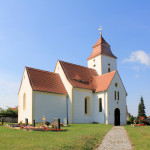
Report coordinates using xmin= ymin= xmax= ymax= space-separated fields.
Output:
xmin=0 ymin=117 xmax=18 ymax=123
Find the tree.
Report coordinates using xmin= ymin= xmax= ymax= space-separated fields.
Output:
xmin=138 ymin=96 xmax=147 ymax=118
xmin=0 ymin=108 xmax=18 ymax=118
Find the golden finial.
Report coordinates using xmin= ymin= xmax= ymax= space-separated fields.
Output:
xmin=98 ymin=26 xmax=103 ymax=36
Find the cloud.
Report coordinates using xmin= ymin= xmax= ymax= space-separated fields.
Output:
xmin=123 ymin=50 xmax=150 ymax=67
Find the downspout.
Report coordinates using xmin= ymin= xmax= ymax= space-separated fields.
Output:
xmin=104 ymin=91 xmax=105 ymax=124
xmin=66 ymin=95 xmax=69 ymax=124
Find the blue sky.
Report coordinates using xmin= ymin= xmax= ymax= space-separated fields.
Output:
xmin=0 ymin=0 xmax=150 ymax=116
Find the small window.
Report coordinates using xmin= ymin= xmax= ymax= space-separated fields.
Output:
xmin=23 ymin=93 xmax=26 ymax=110
xmin=118 ymin=91 xmax=119 ymax=100
xmin=115 ymin=83 xmax=118 ymax=87
xmin=108 ymin=63 xmax=110 ymax=66
xmin=93 ymin=64 xmax=96 ymax=67
xmin=93 ymin=59 xmax=95 ymax=62
xmin=99 ymin=98 xmax=102 ymax=112
xmin=108 ymin=68 xmax=110 ymax=72
xmin=85 ymin=98 xmax=87 ymax=114
xmin=114 ymin=91 xmax=116 ymax=100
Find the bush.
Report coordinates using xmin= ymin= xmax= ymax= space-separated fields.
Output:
xmin=127 ymin=115 xmax=134 ymax=124
xmin=45 ymin=122 xmax=50 ymax=126
xmin=134 ymin=116 xmax=146 ymax=124
xmin=0 ymin=108 xmax=18 ymax=118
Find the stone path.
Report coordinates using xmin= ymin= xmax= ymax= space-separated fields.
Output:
xmin=96 ymin=126 xmax=132 ymax=150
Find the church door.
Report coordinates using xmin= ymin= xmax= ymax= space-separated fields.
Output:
xmin=114 ymin=108 xmax=120 ymax=126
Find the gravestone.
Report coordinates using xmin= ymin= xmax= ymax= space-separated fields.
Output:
xmin=1 ymin=117 xmax=4 ymax=125
xmin=25 ymin=118 xmax=28 ymax=125
xmin=53 ymin=118 xmax=60 ymax=129
xmin=64 ymin=118 xmax=68 ymax=126
xmin=33 ymin=120 xmax=35 ymax=127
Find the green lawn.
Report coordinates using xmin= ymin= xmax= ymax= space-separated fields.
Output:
xmin=0 ymin=124 xmax=112 ymax=150
xmin=125 ymin=125 xmax=150 ymax=150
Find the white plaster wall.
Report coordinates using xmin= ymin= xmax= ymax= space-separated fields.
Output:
xmin=34 ymin=91 xmax=67 ymax=123
xmin=73 ymin=88 xmax=94 ymax=123
xmin=101 ymin=55 xmax=117 ymax=74
xmin=88 ymin=55 xmax=101 ymax=75
xmin=18 ymin=68 xmax=33 ymax=123
xmin=54 ymin=61 xmax=72 ymax=123
xmin=107 ymin=72 xmax=126 ymax=125
xmin=93 ymin=92 xmax=108 ymax=124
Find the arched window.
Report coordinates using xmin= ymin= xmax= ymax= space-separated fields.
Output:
xmin=118 ymin=91 xmax=119 ymax=100
xmin=99 ymin=98 xmax=102 ymax=112
xmin=23 ymin=93 xmax=26 ymax=110
xmin=84 ymin=97 xmax=91 ymax=115
xmin=108 ymin=68 xmax=110 ymax=72
xmin=85 ymin=98 xmax=87 ymax=114
xmin=114 ymin=91 xmax=116 ymax=100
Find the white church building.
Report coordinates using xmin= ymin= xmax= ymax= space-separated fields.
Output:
xmin=18 ymin=35 xmax=127 ymax=125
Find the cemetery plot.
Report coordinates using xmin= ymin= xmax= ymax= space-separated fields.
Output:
xmin=6 ymin=118 xmax=67 ymax=132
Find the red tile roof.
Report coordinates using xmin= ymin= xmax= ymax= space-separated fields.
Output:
xmin=59 ymin=60 xmax=98 ymax=90
xmin=87 ymin=36 xmax=117 ymax=60
xmin=59 ymin=60 xmax=116 ymax=92
xmin=92 ymin=70 xmax=116 ymax=92
xmin=26 ymin=67 xmax=68 ymax=95
xmin=10 ymin=107 xmax=18 ymax=111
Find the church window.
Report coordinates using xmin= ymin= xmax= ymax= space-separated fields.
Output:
xmin=115 ymin=91 xmax=116 ymax=100
xmin=85 ymin=98 xmax=87 ymax=114
xmin=99 ymin=98 xmax=102 ymax=112
xmin=23 ymin=93 xmax=26 ymax=110
xmin=84 ymin=97 xmax=91 ymax=115
xmin=108 ymin=68 xmax=110 ymax=72
xmin=115 ymin=82 xmax=118 ymax=87
xmin=118 ymin=91 xmax=119 ymax=100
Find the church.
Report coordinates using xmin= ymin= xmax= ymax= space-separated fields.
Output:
xmin=18 ymin=34 xmax=127 ymax=125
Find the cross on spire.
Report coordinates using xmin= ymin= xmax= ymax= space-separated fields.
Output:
xmin=98 ymin=26 xmax=103 ymax=36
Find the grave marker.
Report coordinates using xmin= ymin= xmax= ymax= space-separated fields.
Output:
xmin=64 ymin=118 xmax=68 ymax=126
xmin=53 ymin=118 xmax=60 ymax=129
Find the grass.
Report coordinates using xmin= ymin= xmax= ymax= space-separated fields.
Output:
xmin=0 ymin=124 xmax=112 ymax=150
xmin=125 ymin=125 xmax=150 ymax=150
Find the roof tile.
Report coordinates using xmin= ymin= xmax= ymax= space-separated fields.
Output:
xmin=26 ymin=67 xmax=68 ymax=95
xmin=87 ymin=36 xmax=117 ymax=60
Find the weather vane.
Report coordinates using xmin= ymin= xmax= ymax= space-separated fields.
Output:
xmin=98 ymin=26 xmax=103 ymax=36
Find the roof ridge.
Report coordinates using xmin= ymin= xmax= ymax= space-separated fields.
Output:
xmin=93 ymin=70 xmax=117 ymax=78
xmin=58 ymin=60 xmax=97 ymax=72
xmin=26 ymin=66 xmax=58 ymax=75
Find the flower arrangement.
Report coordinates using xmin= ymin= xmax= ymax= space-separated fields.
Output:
xmin=132 ymin=116 xmax=147 ymax=127
xmin=20 ymin=125 xmax=25 ymax=129
xmin=45 ymin=128 xmax=62 ymax=131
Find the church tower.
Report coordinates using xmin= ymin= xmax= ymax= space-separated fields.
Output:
xmin=87 ymin=36 xmax=117 ymax=75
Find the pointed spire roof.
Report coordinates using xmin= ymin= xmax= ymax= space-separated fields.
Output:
xmin=87 ymin=36 xmax=117 ymax=60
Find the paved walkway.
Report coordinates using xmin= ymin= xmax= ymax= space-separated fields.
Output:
xmin=96 ymin=126 xmax=132 ymax=150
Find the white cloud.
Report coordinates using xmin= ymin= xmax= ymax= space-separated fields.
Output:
xmin=123 ymin=50 xmax=150 ymax=66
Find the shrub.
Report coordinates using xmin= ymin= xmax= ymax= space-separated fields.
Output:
xmin=45 ymin=122 xmax=50 ymax=126
xmin=0 ymin=108 xmax=18 ymax=118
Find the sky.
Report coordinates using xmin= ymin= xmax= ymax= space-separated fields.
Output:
xmin=0 ymin=0 xmax=150 ymax=116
